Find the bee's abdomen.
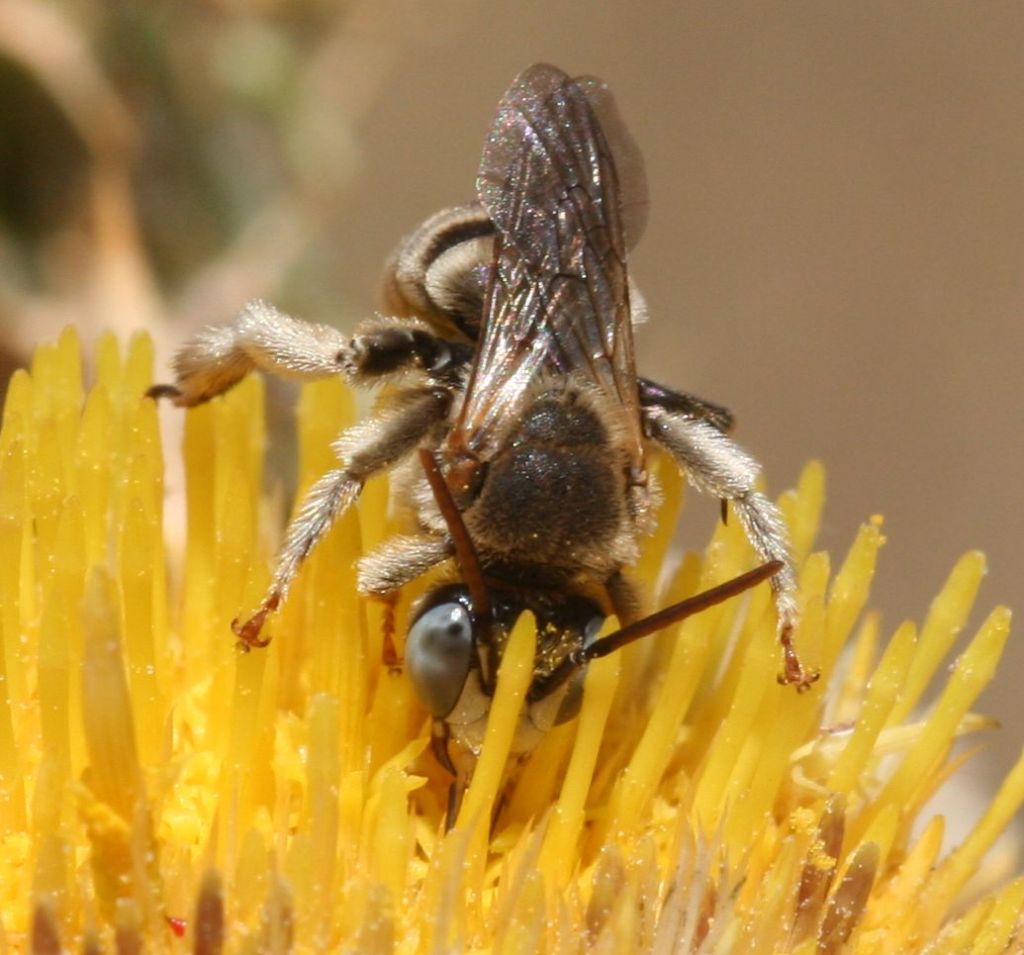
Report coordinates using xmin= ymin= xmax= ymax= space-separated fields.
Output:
xmin=469 ymin=396 xmax=626 ymax=571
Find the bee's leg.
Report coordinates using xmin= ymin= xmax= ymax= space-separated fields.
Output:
xmin=642 ymin=405 xmax=818 ymax=690
xmin=147 ymin=301 xmax=352 ymax=406
xmin=605 ymin=570 xmax=643 ymax=626
xmin=434 ymin=736 xmax=479 ymax=832
xmin=382 ymin=203 xmax=494 ymax=336
xmin=430 ymin=719 xmax=467 ymax=833
xmin=638 ymin=377 xmax=735 ymax=434
xmin=357 ymin=534 xmax=454 ymax=596
xmin=148 ymin=301 xmax=473 ymax=407
xmin=431 ymin=720 xmax=456 ymax=775
xmin=233 ymin=387 xmax=452 ymax=648
xmin=379 ymin=592 xmax=401 ymax=669
xmin=362 ymin=534 xmax=455 ymax=666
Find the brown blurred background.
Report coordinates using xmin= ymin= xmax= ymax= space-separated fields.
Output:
xmin=1 ymin=2 xmax=1022 ymax=815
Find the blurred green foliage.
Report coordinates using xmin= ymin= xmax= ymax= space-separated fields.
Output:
xmin=0 ymin=0 xmax=378 ymax=393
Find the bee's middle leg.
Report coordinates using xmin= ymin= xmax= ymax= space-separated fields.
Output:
xmin=234 ymin=387 xmax=454 ymax=647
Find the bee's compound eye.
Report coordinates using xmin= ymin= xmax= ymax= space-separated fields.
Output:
xmin=406 ymin=602 xmax=473 ymax=718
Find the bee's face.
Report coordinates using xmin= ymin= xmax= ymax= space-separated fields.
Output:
xmin=405 ymin=584 xmax=604 ymax=754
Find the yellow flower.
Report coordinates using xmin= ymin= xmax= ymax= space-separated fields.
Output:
xmin=3 ymin=327 xmax=1023 ymax=952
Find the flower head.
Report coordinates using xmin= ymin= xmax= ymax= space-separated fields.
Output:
xmin=3 ymin=329 xmax=1023 ymax=952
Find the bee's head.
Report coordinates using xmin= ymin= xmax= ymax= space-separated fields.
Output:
xmin=405 ymin=583 xmax=605 ymax=755
xmin=411 ymin=447 xmax=783 ymax=763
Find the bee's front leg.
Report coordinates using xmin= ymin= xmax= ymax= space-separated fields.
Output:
xmin=605 ymin=569 xmax=643 ymax=626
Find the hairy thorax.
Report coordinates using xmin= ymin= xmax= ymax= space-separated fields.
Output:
xmin=464 ymin=389 xmax=641 ymax=587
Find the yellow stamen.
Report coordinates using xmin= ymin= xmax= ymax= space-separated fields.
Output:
xmin=1 ymin=329 xmax=1022 ymax=951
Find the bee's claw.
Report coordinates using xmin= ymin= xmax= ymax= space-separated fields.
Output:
xmin=777 ymin=620 xmax=820 ymax=691
xmin=777 ymin=664 xmax=821 ymax=692
xmin=232 ymin=609 xmax=273 ymax=650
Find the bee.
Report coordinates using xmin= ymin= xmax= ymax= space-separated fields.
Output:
xmin=150 ymin=64 xmax=816 ymax=779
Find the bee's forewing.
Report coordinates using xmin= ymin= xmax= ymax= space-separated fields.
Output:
xmin=449 ymin=64 xmax=647 ymax=472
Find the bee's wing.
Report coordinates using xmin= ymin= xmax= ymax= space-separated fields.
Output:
xmin=449 ymin=64 xmax=648 ymax=472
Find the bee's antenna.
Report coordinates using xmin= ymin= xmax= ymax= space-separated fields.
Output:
xmin=418 ymin=448 xmax=493 ymax=624
xmin=532 ymin=560 xmax=784 ymax=699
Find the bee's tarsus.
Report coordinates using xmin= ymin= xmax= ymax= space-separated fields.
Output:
xmin=231 ymin=608 xmax=274 ymax=650
xmin=777 ymin=622 xmax=819 ymax=691
xmin=380 ymin=595 xmax=401 ymax=670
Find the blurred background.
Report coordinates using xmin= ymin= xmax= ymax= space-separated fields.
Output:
xmin=1 ymin=1 xmax=1021 ymax=826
